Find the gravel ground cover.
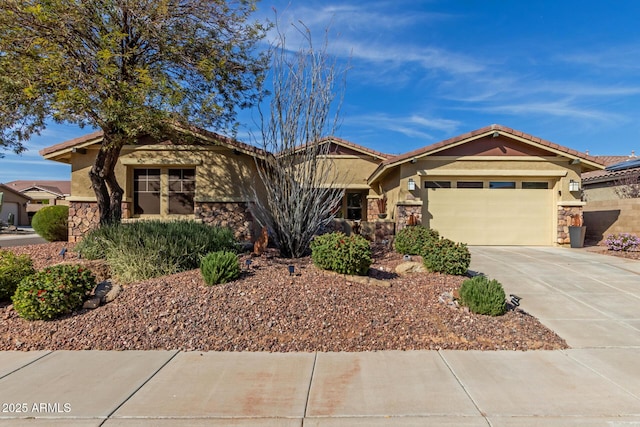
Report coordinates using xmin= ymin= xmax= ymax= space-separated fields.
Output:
xmin=1 ymin=242 xmax=571 ymax=351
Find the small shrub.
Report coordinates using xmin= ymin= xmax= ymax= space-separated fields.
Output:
xmin=605 ymin=233 xmax=640 ymax=251
xmin=200 ymin=251 xmax=240 ymax=285
xmin=423 ymin=238 xmax=470 ymax=275
xmin=311 ymin=232 xmax=372 ymax=276
xmin=394 ymin=225 xmax=439 ymax=255
xmin=0 ymin=250 xmax=35 ymax=301
xmin=459 ymin=275 xmax=507 ymax=316
xmin=31 ymin=205 xmax=69 ymax=242
xmin=75 ymin=220 xmax=239 ymax=282
xmin=12 ymin=264 xmax=96 ymax=320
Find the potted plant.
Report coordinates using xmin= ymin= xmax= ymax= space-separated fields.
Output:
xmin=376 ymin=194 xmax=387 ymax=219
xmin=568 ymin=213 xmax=586 ymax=248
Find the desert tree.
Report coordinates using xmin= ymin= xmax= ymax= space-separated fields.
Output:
xmin=0 ymin=0 xmax=268 ymax=224
xmin=250 ymin=20 xmax=348 ymax=258
xmin=613 ymin=170 xmax=640 ymax=198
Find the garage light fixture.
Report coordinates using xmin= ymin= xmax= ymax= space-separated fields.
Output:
xmin=408 ymin=178 xmax=416 ymax=191
xmin=569 ymin=180 xmax=580 ymax=192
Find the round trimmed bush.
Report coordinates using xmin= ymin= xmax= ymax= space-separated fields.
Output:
xmin=31 ymin=205 xmax=69 ymax=242
xmin=12 ymin=264 xmax=96 ymax=320
xmin=200 ymin=251 xmax=240 ymax=285
xmin=311 ymin=232 xmax=372 ymax=276
xmin=423 ymin=238 xmax=470 ymax=275
xmin=394 ymin=225 xmax=439 ymax=255
xmin=459 ymin=275 xmax=507 ymax=316
xmin=0 ymin=250 xmax=35 ymax=301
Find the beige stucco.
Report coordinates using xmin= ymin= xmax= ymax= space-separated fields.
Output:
xmin=371 ymin=142 xmax=594 ymax=245
xmin=66 ymin=143 xmax=266 ymax=218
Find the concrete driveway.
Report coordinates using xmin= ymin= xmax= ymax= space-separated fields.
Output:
xmin=469 ymin=246 xmax=640 ymax=348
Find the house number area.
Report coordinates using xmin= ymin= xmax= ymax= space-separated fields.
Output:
xmin=2 ymin=402 xmax=71 ymax=413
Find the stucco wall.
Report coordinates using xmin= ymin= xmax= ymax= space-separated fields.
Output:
xmin=584 ymin=198 xmax=640 ymax=243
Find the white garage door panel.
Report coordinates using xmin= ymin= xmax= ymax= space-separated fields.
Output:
xmin=425 ymin=189 xmax=552 ymax=245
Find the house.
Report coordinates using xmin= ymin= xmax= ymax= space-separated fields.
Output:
xmin=4 ymin=180 xmax=70 ymax=222
xmin=0 ymin=184 xmax=31 ymax=226
xmin=40 ymin=124 xmax=604 ymax=246
xmin=582 ymin=154 xmax=640 ymax=242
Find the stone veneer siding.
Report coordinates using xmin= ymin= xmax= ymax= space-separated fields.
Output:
xmin=68 ymin=200 xmax=253 ymax=243
xmin=395 ymin=203 xmax=422 ymax=232
xmin=557 ymin=205 xmax=583 ymax=245
xmin=366 ymin=198 xmax=384 ymax=221
xmin=194 ymin=201 xmax=254 ymax=242
xmin=68 ymin=201 xmax=132 ymax=243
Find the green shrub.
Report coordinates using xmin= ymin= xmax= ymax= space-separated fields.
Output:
xmin=423 ymin=238 xmax=470 ymax=275
xmin=200 ymin=251 xmax=240 ymax=285
xmin=459 ymin=275 xmax=507 ymax=316
xmin=394 ymin=225 xmax=440 ymax=255
xmin=311 ymin=232 xmax=372 ymax=276
xmin=0 ymin=250 xmax=35 ymax=301
xmin=75 ymin=220 xmax=239 ymax=282
xmin=12 ymin=264 xmax=96 ymax=320
xmin=31 ymin=205 xmax=69 ymax=242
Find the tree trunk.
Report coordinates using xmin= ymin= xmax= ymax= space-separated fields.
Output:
xmin=89 ymin=136 xmax=124 ymax=225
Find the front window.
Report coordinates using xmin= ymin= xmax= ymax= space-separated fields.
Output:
xmin=168 ymin=169 xmax=195 ymax=214
xmin=346 ymin=192 xmax=363 ymax=220
xmin=133 ymin=167 xmax=195 ymax=216
xmin=134 ymin=168 xmax=161 ymax=214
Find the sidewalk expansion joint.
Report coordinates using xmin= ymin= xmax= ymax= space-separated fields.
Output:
xmin=101 ymin=350 xmax=181 ymax=424
xmin=0 ymin=351 xmax=53 ymax=381
xmin=437 ymin=350 xmax=491 ymax=426
xmin=303 ymin=351 xmax=318 ymax=418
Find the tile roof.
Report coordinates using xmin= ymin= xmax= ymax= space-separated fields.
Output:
xmin=368 ymin=124 xmax=605 ymax=184
xmin=39 ymin=126 xmax=267 ymax=159
xmin=582 ymin=155 xmax=640 ymax=183
xmin=0 ymin=183 xmax=32 ymax=201
xmin=5 ymin=180 xmax=71 ymax=196
xmin=380 ymin=124 xmax=603 ymax=167
xmin=316 ymin=136 xmax=390 ymax=160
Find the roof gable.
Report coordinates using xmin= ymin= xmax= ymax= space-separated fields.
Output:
xmin=317 ymin=136 xmax=389 ymax=160
xmin=40 ymin=125 xmax=267 ymax=162
xmin=368 ymin=124 xmax=605 ymax=184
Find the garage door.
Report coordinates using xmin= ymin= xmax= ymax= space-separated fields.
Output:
xmin=0 ymin=202 xmax=19 ymax=226
xmin=423 ymin=181 xmax=553 ymax=245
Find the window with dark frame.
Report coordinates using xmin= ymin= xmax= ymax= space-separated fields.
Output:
xmin=457 ymin=181 xmax=483 ymax=189
xmin=134 ymin=168 xmax=161 ymax=215
xmin=489 ymin=181 xmax=516 ymax=189
xmin=522 ymin=182 xmax=549 ymax=189
xmin=168 ymin=168 xmax=195 ymax=214
xmin=424 ymin=181 xmax=452 ymax=189
xmin=346 ymin=192 xmax=363 ymax=220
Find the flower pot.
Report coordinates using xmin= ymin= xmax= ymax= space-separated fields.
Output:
xmin=377 ymin=213 xmax=387 ymax=219
xmin=569 ymin=226 xmax=586 ymax=248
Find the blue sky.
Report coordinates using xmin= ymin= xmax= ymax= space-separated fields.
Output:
xmin=2 ymin=0 xmax=640 ymax=183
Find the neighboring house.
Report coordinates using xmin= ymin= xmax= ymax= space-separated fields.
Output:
xmin=0 ymin=184 xmax=31 ymax=226
xmin=4 ymin=180 xmax=70 ymax=222
xmin=41 ymin=124 xmax=604 ymax=246
xmin=582 ymin=154 xmax=640 ymax=242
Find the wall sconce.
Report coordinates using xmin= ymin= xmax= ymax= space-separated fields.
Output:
xmin=569 ymin=180 xmax=580 ymax=192
xmin=408 ymin=178 xmax=416 ymax=191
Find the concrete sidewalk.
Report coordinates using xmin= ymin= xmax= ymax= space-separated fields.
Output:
xmin=1 ymin=247 xmax=640 ymax=426
xmin=1 ymin=349 xmax=640 ymax=426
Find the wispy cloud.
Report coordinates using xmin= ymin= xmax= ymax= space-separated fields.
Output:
xmin=349 ymin=113 xmax=460 ymax=140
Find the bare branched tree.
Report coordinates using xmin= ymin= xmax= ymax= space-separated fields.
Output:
xmin=250 ymin=21 xmax=348 ymax=258
xmin=613 ymin=170 xmax=640 ymax=198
